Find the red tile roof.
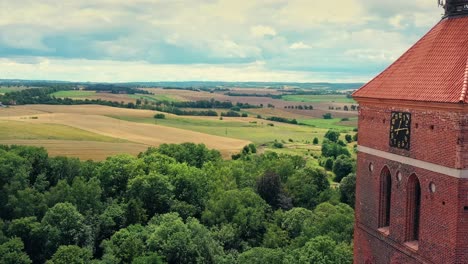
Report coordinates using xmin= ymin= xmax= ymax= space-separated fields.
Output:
xmin=353 ymin=16 xmax=468 ymax=103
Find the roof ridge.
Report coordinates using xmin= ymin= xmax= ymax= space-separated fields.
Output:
xmin=461 ymin=58 xmax=468 ymax=103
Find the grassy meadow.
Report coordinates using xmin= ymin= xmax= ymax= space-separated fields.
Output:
xmin=51 ymin=90 xmax=96 ymax=98
xmin=0 ymin=86 xmax=28 ymax=94
xmin=299 ymin=117 xmax=358 ymax=130
xmin=109 ymin=115 xmax=329 ymax=145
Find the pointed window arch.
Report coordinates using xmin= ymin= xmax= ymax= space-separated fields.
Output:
xmin=406 ymin=174 xmax=421 ymax=241
xmin=378 ymin=166 xmax=392 ymax=228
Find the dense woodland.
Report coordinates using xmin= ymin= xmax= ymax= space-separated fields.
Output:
xmin=0 ymin=139 xmax=356 ymax=264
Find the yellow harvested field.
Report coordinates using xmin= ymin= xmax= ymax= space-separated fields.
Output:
xmin=0 ymin=140 xmax=148 ymax=161
xmin=0 ymin=105 xmax=250 ymax=158
xmin=140 ymin=88 xmax=230 ymax=101
xmin=0 ymin=105 xmax=160 ymax=118
xmin=0 ymin=120 xmax=125 ymax=142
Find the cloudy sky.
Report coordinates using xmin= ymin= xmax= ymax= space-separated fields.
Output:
xmin=0 ymin=0 xmax=443 ymax=83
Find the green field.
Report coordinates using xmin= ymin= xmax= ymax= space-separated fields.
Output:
xmin=129 ymin=94 xmax=181 ymax=102
xmin=0 ymin=87 xmax=28 ymax=94
xmin=0 ymin=120 xmax=124 ymax=142
xmin=109 ymin=115 xmax=329 ymax=145
xmin=282 ymin=94 xmax=356 ymax=103
xmin=299 ymin=118 xmax=357 ymax=131
xmin=51 ymin=90 xmax=96 ymax=98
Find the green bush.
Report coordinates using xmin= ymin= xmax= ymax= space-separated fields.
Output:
xmin=154 ymin=113 xmax=166 ymax=119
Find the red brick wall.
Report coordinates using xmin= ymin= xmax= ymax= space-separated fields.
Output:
xmin=456 ymin=178 xmax=468 ymax=261
xmin=358 ymin=103 xmax=462 ymax=168
xmin=354 ymin=102 xmax=468 ymax=263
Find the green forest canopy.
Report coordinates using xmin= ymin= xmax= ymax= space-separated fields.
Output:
xmin=0 ymin=143 xmax=355 ymax=264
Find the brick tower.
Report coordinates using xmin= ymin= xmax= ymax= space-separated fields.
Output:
xmin=352 ymin=1 xmax=468 ymax=263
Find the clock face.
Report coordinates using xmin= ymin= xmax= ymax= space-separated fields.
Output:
xmin=389 ymin=112 xmax=411 ymax=150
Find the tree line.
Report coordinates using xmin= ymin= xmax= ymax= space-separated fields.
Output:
xmin=0 ymin=86 xmax=257 ymax=116
xmin=0 ymin=143 xmax=355 ymax=264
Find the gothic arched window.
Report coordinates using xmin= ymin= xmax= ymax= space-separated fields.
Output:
xmin=406 ymin=174 xmax=421 ymax=241
xmin=379 ymin=166 xmax=392 ymax=228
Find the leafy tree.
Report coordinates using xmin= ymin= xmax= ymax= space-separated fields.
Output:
xmin=337 ymin=139 xmax=346 ymax=146
xmin=0 ymin=150 xmax=31 ymax=219
xmin=98 ymin=201 xmax=127 ymax=242
xmin=154 ymin=113 xmax=165 ymax=119
xmin=125 ymin=199 xmax=148 ymax=225
xmin=9 ymin=145 xmax=49 ymax=183
xmin=345 ymin=134 xmax=353 ymax=143
xmin=322 ymin=113 xmax=332 ymax=119
xmin=0 ymin=221 xmax=6 ymax=245
xmin=202 ymin=189 xmax=269 ymax=248
xmin=273 ymin=142 xmax=284 ymax=148
xmin=158 ymin=143 xmax=221 ymax=168
xmin=286 ymin=167 xmax=330 ymax=209
xmin=97 ymin=155 xmax=145 ymax=198
xmin=249 ymin=143 xmax=257 ymax=153
xmin=7 ymin=216 xmax=45 ymax=263
xmin=324 ymin=158 xmax=334 ymax=171
xmin=321 ymin=141 xmax=350 ymax=158
xmin=139 ymin=151 xmax=176 ymax=175
xmin=339 ymin=173 xmax=356 ymax=208
xmin=262 ymin=223 xmax=289 ymax=249
xmin=127 ymin=172 xmax=173 ymax=217
xmin=301 ymin=203 xmax=355 ymax=244
xmin=241 ymin=143 xmax=257 ymax=155
xmin=353 ymin=133 xmax=358 ymax=141
xmin=238 ymin=247 xmax=285 ymax=264
xmin=47 ymin=156 xmax=81 ymax=185
xmin=46 ymin=245 xmax=92 ymax=264
xmin=166 ymin=163 xmax=215 ymax=217
xmin=41 ymin=203 xmax=89 ymax=258
xmin=70 ymin=177 xmax=103 ymax=215
xmin=101 ymin=225 xmax=147 ymax=264
xmin=256 ymin=171 xmax=281 ymax=208
xmin=285 ymin=236 xmax=352 ymax=264
xmin=281 ymin=207 xmax=314 ymax=238
xmin=313 ymin=137 xmax=319 ymax=145
xmin=0 ymin=238 xmax=32 ymax=264
xmin=324 ymin=130 xmax=340 ymax=142
xmin=332 ymin=155 xmax=355 ymax=182
xmin=7 ymin=187 xmax=48 ymax=219
xmin=132 ymin=253 xmax=164 ymax=264
xmin=147 ymin=213 xmax=224 ymax=264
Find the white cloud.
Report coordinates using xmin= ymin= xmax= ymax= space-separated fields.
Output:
xmin=289 ymin=41 xmax=311 ymax=50
xmin=208 ymin=39 xmax=261 ymax=59
xmin=0 ymin=0 xmax=443 ymax=82
xmin=250 ymin=25 xmax=277 ymax=38
xmin=389 ymin=14 xmax=407 ymax=29
xmin=276 ymin=0 xmax=369 ymax=28
xmin=0 ymin=57 xmax=369 ymax=83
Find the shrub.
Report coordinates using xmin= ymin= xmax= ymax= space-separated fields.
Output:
xmin=312 ymin=137 xmax=319 ymax=145
xmin=154 ymin=113 xmax=165 ymax=119
xmin=273 ymin=142 xmax=283 ymax=148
